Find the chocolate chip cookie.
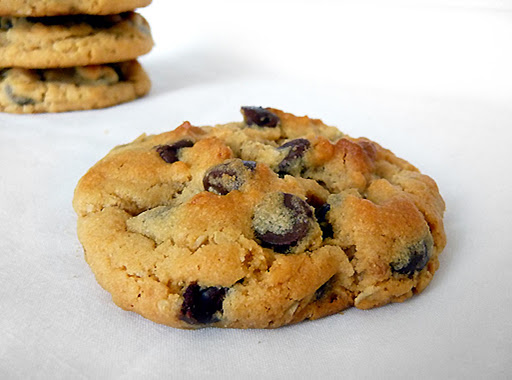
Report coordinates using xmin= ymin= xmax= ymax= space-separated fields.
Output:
xmin=0 ymin=60 xmax=150 ymax=113
xmin=0 ymin=0 xmax=152 ymax=17
xmin=0 ymin=12 xmax=153 ymax=69
xmin=73 ymin=107 xmax=446 ymax=329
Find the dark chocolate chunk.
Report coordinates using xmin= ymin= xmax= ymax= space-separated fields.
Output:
xmin=314 ymin=203 xmax=334 ymax=239
xmin=391 ymin=238 xmax=432 ymax=275
xmin=277 ymin=138 xmax=311 ymax=176
xmin=155 ymin=146 xmax=178 ymax=164
xmin=180 ymin=283 xmax=228 ymax=325
xmin=155 ymin=139 xmax=194 ymax=164
xmin=283 ymin=192 xmax=313 ymax=218
xmin=241 ymin=106 xmax=279 ymax=128
xmin=169 ymin=139 xmax=195 ymax=151
xmin=5 ymin=85 xmax=36 ymax=106
xmin=253 ymin=193 xmax=313 ymax=252
xmin=203 ymin=159 xmax=256 ymax=195
xmin=242 ymin=160 xmax=257 ymax=171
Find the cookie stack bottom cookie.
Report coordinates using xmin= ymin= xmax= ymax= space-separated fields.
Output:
xmin=0 ymin=2 xmax=153 ymax=113
xmin=0 ymin=61 xmax=150 ymax=113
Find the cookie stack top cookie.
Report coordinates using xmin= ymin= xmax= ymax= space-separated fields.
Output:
xmin=0 ymin=0 xmax=152 ymax=17
xmin=0 ymin=0 xmax=153 ymax=113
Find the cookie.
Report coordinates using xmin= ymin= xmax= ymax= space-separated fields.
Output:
xmin=0 ymin=12 xmax=153 ymax=69
xmin=73 ymin=107 xmax=446 ymax=329
xmin=0 ymin=60 xmax=150 ymax=113
xmin=0 ymin=0 xmax=152 ymax=17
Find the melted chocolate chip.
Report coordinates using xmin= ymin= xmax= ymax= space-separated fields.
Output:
xmin=314 ymin=203 xmax=334 ymax=239
xmin=5 ymin=85 xmax=36 ymax=106
xmin=391 ymin=238 xmax=432 ymax=275
xmin=241 ymin=106 xmax=279 ymax=128
xmin=203 ymin=159 xmax=256 ymax=195
xmin=155 ymin=139 xmax=194 ymax=164
xmin=253 ymin=193 xmax=313 ymax=252
xmin=277 ymin=138 xmax=311 ymax=176
xmin=180 ymin=283 xmax=228 ymax=325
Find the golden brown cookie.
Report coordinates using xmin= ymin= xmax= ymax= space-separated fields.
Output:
xmin=73 ymin=107 xmax=446 ymax=329
xmin=0 ymin=0 xmax=152 ymax=17
xmin=0 ymin=60 xmax=150 ymax=113
xmin=0 ymin=13 xmax=153 ymax=69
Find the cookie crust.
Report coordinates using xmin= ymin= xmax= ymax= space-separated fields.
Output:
xmin=0 ymin=12 xmax=153 ymax=68
xmin=73 ymin=108 xmax=446 ymax=329
xmin=0 ymin=0 xmax=152 ymax=17
xmin=0 ymin=60 xmax=150 ymax=113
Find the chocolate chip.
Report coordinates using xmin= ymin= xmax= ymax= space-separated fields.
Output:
xmin=241 ymin=106 xmax=279 ymax=128
xmin=180 ymin=283 xmax=227 ymax=325
xmin=277 ymin=138 xmax=311 ymax=176
xmin=253 ymin=193 xmax=313 ymax=252
xmin=391 ymin=238 xmax=433 ymax=275
xmin=155 ymin=146 xmax=178 ymax=164
xmin=5 ymin=85 xmax=35 ymax=106
xmin=314 ymin=203 xmax=330 ymax=221
xmin=242 ymin=160 xmax=257 ymax=170
xmin=155 ymin=139 xmax=194 ymax=164
xmin=314 ymin=275 xmax=336 ymax=301
xmin=203 ymin=159 xmax=256 ymax=195
xmin=169 ymin=139 xmax=195 ymax=151
xmin=0 ymin=17 xmax=13 ymax=31
xmin=314 ymin=203 xmax=334 ymax=239
xmin=283 ymin=193 xmax=313 ymax=218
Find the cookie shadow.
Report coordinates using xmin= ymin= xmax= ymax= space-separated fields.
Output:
xmin=143 ymin=46 xmax=268 ymax=97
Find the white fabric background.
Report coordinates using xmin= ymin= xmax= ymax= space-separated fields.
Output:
xmin=1 ymin=1 xmax=511 ymax=378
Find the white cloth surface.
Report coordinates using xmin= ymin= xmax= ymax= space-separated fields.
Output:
xmin=1 ymin=1 xmax=511 ymax=378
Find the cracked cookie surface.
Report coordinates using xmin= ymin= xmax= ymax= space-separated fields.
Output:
xmin=0 ymin=0 xmax=152 ymax=17
xmin=0 ymin=12 xmax=153 ymax=68
xmin=73 ymin=107 xmax=446 ymax=329
xmin=0 ymin=60 xmax=150 ymax=113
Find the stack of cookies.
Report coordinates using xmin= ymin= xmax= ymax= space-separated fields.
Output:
xmin=0 ymin=0 xmax=154 ymax=113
